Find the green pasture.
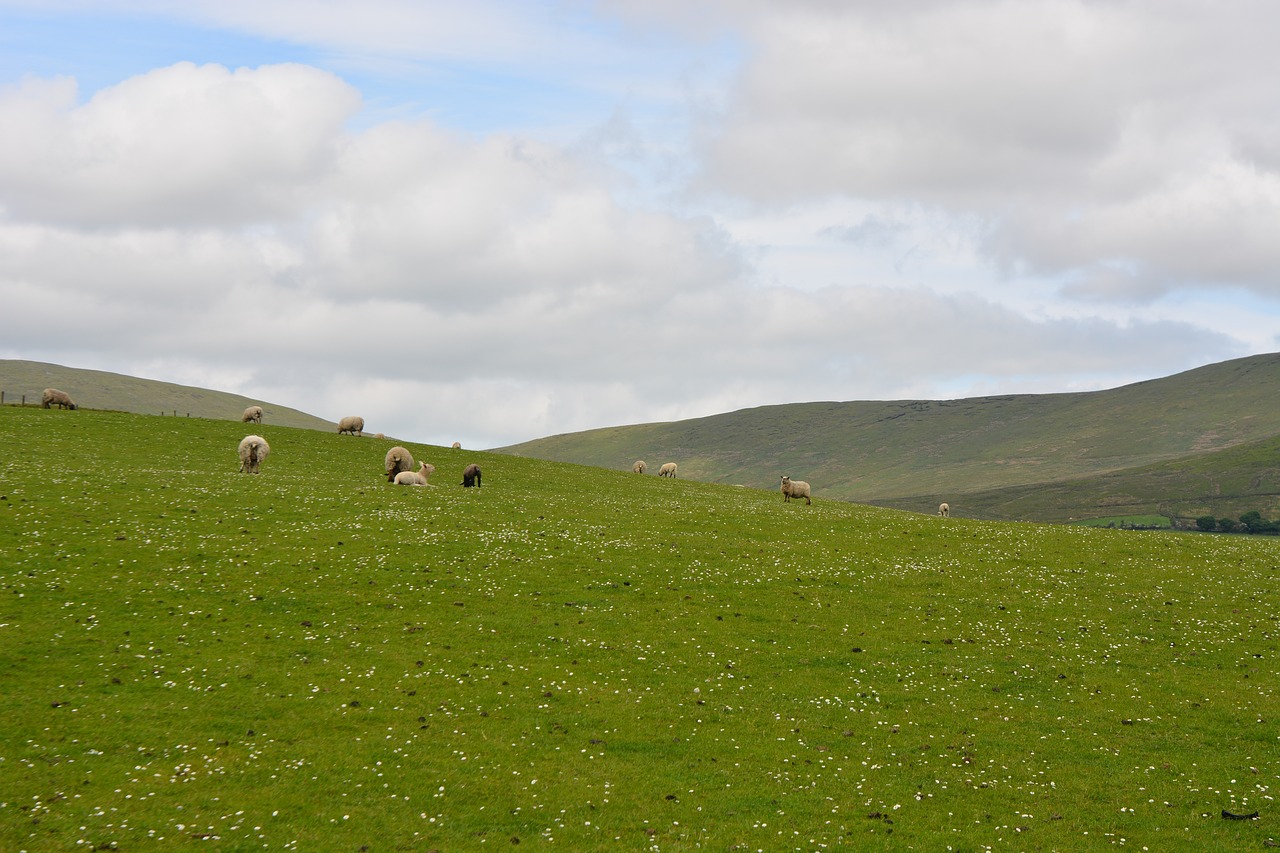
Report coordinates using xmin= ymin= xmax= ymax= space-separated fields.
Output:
xmin=1 ymin=406 xmax=1276 ymax=850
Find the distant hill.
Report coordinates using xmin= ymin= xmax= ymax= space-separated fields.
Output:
xmin=496 ymin=352 xmax=1280 ymax=523
xmin=871 ymin=431 xmax=1280 ymax=524
xmin=0 ymin=360 xmax=334 ymax=432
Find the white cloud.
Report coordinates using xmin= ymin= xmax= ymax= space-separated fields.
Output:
xmin=0 ymin=2 xmax=1273 ymax=449
xmin=0 ymin=62 xmax=359 ymax=227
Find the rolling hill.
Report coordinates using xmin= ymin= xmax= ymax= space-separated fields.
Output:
xmin=0 ymin=359 xmax=334 ymax=431
xmin=496 ymin=352 xmax=1280 ymax=523
xmin=9 ymin=353 xmax=1280 ymax=525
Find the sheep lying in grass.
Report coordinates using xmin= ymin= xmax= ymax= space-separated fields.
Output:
xmin=781 ymin=475 xmax=811 ymax=505
xmin=41 ymin=388 xmax=77 ymax=410
xmin=238 ymin=435 xmax=270 ymax=473
xmin=462 ymin=463 xmax=482 ymax=488
xmin=938 ymin=502 xmax=950 ymax=517
xmin=633 ymin=460 xmax=647 ymax=474
xmin=242 ymin=405 xmax=263 ymax=424
xmin=393 ymin=461 xmax=435 ymax=486
xmin=385 ymin=446 xmax=414 ymax=482
xmin=658 ymin=462 xmax=677 ymax=478
xmin=337 ymin=416 xmax=365 ymax=436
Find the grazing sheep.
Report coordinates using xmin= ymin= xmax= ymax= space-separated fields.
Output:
xmin=385 ymin=446 xmax=415 ymax=482
xmin=374 ymin=433 xmax=386 ymax=440
xmin=242 ymin=405 xmax=263 ymax=424
xmin=238 ymin=435 xmax=270 ymax=474
xmin=632 ymin=460 xmax=647 ymax=474
xmin=41 ymin=388 xmax=77 ymax=410
xmin=938 ymin=502 xmax=950 ymax=518
xmin=658 ymin=462 xmax=677 ymax=478
xmin=337 ymin=416 xmax=365 ymax=436
xmin=451 ymin=442 xmax=462 ymax=450
xmin=462 ymin=463 xmax=482 ymax=488
xmin=393 ymin=461 xmax=435 ymax=486
xmin=780 ymin=475 xmax=811 ymax=505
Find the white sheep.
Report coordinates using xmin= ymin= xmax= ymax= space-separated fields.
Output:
xmin=242 ymin=405 xmax=263 ymax=424
xmin=238 ymin=435 xmax=270 ymax=474
xmin=781 ymin=475 xmax=811 ymax=505
xmin=393 ymin=461 xmax=435 ymax=486
xmin=41 ymin=388 xmax=77 ymax=410
xmin=658 ymin=462 xmax=677 ymax=478
xmin=451 ymin=442 xmax=462 ymax=450
xmin=632 ymin=460 xmax=647 ymax=474
xmin=938 ymin=502 xmax=950 ymax=518
xmin=337 ymin=416 xmax=365 ymax=436
xmin=385 ymin=446 xmax=415 ymax=482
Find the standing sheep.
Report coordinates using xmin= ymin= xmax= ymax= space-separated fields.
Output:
xmin=393 ymin=461 xmax=435 ymax=486
xmin=41 ymin=388 xmax=77 ymax=410
xmin=242 ymin=405 xmax=263 ymax=424
xmin=337 ymin=416 xmax=365 ymax=436
xmin=632 ymin=460 xmax=647 ymax=474
xmin=385 ymin=446 xmax=415 ymax=482
xmin=238 ymin=435 xmax=270 ymax=474
xmin=462 ymin=463 xmax=482 ymax=488
xmin=658 ymin=462 xmax=677 ymax=478
xmin=781 ymin=475 xmax=811 ymax=505
xmin=938 ymin=502 xmax=950 ymax=518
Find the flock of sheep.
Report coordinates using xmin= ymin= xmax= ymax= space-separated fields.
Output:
xmin=40 ymin=391 xmax=953 ymax=515
xmin=237 ymin=406 xmax=482 ymax=488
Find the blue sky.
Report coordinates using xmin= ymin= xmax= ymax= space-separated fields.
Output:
xmin=1 ymin=1 xmax=1277 ymax=448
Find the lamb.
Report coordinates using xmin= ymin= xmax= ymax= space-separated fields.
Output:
xmin=632 ymin=460 xmax=647 ymax=474
xmin=781 ymin=475 xmax=811 ymax=505
xmin=938 ymin=502 xmax=950 ymax=518
xmin=658 ymin=462 xmax=677 ymax=478
xmin=337 ymin=416 xmax=365 ymax=436
xmin=393 ymin=461 xmax=435 ymax=486
xmin=385 ymin=446 xmax=415 ymax=482
xmin=41 ymin=388 xmax=77 ymax=410
xmin=242 ymin=405 xmax=263 ymax=424
xmin=238 ymin=435 xmax=270 ymax=473
xmin=462 ymin=463 xmax=482 ymax=488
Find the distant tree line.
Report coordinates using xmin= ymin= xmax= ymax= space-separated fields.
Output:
xmin=1195 ymin=511 xmax=1280 ymax=534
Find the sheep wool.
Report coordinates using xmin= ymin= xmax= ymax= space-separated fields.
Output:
xmin=385 ymin=446 xmax=415 ymax=482
xmin=242 ymin=405 xmax=263 ymax=424
xmin=238 ymin=435 xmax=270 ymax=474
xmin=658 ymin=462 xmax=677 ymax=478
xmin=393 ymin=461 xmax=435 ymax=486
xmin=337 ymin=416 xmax=365 ymax=436
xmin=41 ymin=388 xmax=77 ymax=410
xmin=938 ymin=502 xmax=950 ymax=517
xmin=781 ymin=475 xmax=811 ymax=505
xmin=632 ymin=460 xmax=647 ymax=474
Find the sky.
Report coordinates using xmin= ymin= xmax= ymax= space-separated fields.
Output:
xmin=2 ymin=0 xmax=1278 ymax=449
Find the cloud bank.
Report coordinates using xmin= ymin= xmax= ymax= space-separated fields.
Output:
xmin=1 ymin=1 xmax=1273 ymax=447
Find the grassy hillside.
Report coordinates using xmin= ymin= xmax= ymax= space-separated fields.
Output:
xmin=0 ymin=359 xmax=334 ymax=431
xmin=496 ymin=353 xmax=1280 ymax=510
xmin=2 ymin=406 xmax=1277 ymax=850
xmin=874 ymin=432 xmax=1280 ymax=525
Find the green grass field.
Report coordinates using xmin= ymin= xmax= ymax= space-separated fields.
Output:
xmin=2 ymin=406 xmax=1277 ymax=850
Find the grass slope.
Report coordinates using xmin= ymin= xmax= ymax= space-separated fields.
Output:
xmin=0 ymin=360 xmax=334 ymax=432
xmin=496 ymin=352 xmax=1280 ymax=509
xmin=875 ymin=432 xmax=1280 ymax=525
xmin=2 ymin=406 xmax=1277 ymax=850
